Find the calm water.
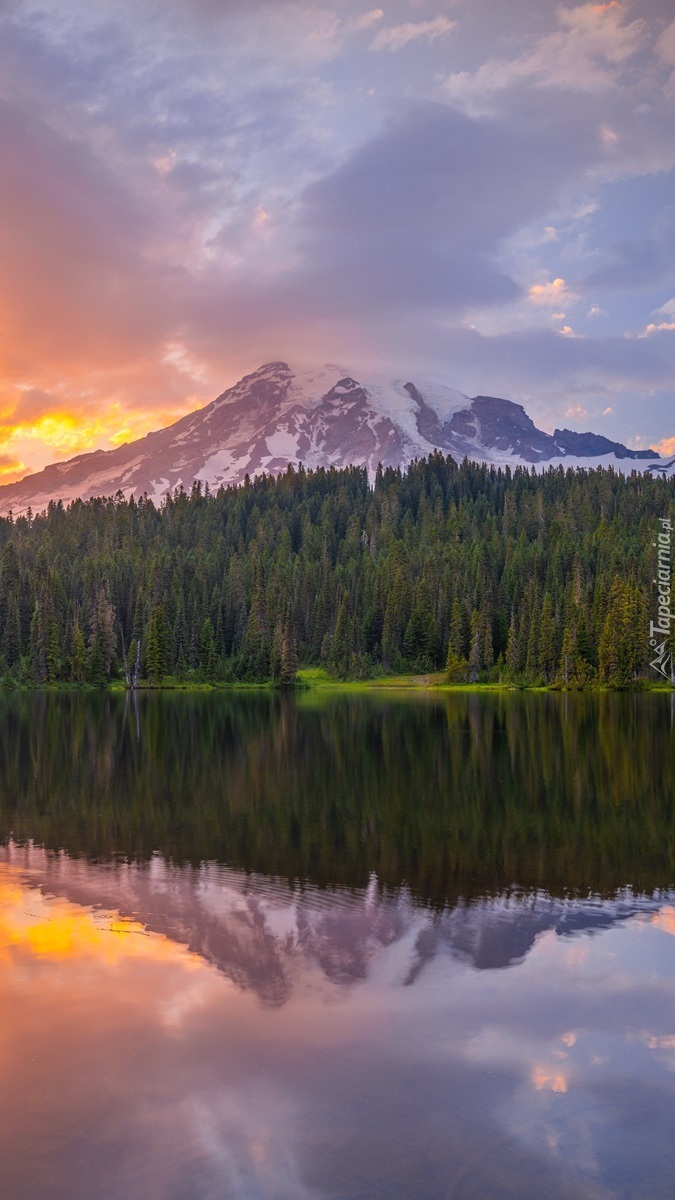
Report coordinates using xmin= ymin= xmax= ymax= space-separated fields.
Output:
xmin=1 ymin=691 xmax=675 ymax=1199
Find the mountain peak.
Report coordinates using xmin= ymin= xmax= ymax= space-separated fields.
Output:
xmin=251 ymin=360 xmax=292 ymax=377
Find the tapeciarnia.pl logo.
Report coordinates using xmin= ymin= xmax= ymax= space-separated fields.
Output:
xmin=650 ymin=517 xmax=673 ymax=681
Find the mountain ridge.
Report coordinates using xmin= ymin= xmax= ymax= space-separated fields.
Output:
xmin=0 ymin=361 xmax=665 ymax=516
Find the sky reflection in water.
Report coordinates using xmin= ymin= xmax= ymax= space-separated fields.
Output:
xmin=2 ymin=841 xmax=675 ymax=1200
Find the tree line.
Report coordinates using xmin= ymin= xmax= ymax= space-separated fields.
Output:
xmin=0 ymin=453 xmax=672 ymax=688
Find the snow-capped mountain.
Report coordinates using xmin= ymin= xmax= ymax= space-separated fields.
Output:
xmin=0 ymin=361 xmax=668 ymax=516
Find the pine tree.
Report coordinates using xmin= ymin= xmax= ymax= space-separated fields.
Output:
xmin=29 ymin=600 xmax=48 ymax=683
xmin=1 ymin=588 xmax=22 ymax=672
xmin=145 ymin=604 xmax=168 ymax=683
xmin=69 ymin=620 xmax=87 ymax=684
xmin=599 ymin=577 xmax=636 ymax=686
xmin=198 ymin=617 xmax=218 ymax=681
xmin=469 ymin=609 xmax=482 ymax=682
xmin=88 ymin=591 xmax=117 ymax=685
xmin=448 ymin=597 xmax=468 ymax=659
xmin=330 ymin=596 xmax=351 ymax=677
xmin=558 ymin=616 xmax=577 ymax=687
xmin=538 ymin=593 xmax=557 ymax=684
xmin=505 ymin=610 xmax=519 ymax=679
xmin=280 ymin=625 xmax=299 ymax=686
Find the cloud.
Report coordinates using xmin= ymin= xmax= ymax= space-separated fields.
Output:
xmin=0 ymin=0 xmax=673 ymax=469
xmin=347 ymin=9 xmax=384 ymax=35
xmin=0 ymin=454 xmax=26 ymax=482
xmin=584 ymin=206 xmax=675 ymax=291
xmin=656 ymin=19 xmax=675 ymax=65
xmin=639 ymin=321 xmax=675 ymax=336
xmin=443 ymin=2 xmax=646 ymax=109
xmin=278 ymin=101 xmax=606 ymax=325
xmin=371 ymin=16 xmax=456 ymax=53
xmin=277 ymin=7 xmax=385 ymax=61
xmin=0 ymin=95 xmax=178 ymax=376
xmin=531 ymin=1063 xmax=568 ymax=1093
xmin=0 ymin=0 xmax=337 ymax=466
xmin=528 ymin=278 xmax=578 ymax=307
xmin=399 ymin=322 xmax=675 ymax=422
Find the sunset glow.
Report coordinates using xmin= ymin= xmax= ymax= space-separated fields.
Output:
xmin=650 ymin=906 xmax=675 ymax=935
xmin=0 ymin=0 xmax=672 ymax=476
xmin=0 ymin=869 xmax=205 ymax=972
xmin=0 ymin=392 xmax=206 ymax=480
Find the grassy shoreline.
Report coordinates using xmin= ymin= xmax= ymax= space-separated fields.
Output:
xmin=1 ymin=668 xmax=672 ymax=693
xmin=295 ymin=669 xmax=674 ymax=693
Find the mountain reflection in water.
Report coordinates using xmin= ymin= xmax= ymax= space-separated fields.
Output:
xmin=3 ymin=842 xmax=671 ymax=1000
xmin=1 ymin=691 xmax=675 ymax=1200
xmin=2 ymin=847 xmax=675 ymax=1200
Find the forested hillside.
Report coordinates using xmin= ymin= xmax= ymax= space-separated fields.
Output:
xmin=0 ymin=454 xmax=672 ymax=688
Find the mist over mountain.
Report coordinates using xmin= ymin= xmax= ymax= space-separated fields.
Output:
xmin=0 ymin=361 xmax=668 ymax=516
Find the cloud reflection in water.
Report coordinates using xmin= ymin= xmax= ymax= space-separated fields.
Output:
xmin=2 ymin=845 xmax=675 ymax=1199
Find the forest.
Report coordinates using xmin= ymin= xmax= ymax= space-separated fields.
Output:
xmin=0 ymin=453 xmax=672 ymax=689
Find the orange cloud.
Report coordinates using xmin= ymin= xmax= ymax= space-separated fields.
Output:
xmin=528 ymin=278 xmax=577 ymax=307
xmin=531 ymin=1063 xmax=568 ymax=1093
xmin=640 ymin=322 xmax=675 ymax=337
xmin=0 ymin=371 xmax=209 ymax=476
xmin=0 ymin=454 xmax=26 ymax=482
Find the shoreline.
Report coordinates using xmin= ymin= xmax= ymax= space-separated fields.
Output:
xmin=1 ymin=668 xmax=673 ymax=694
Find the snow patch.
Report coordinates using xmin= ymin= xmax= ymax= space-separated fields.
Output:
xmin=147 ymin=477 xmax=171 ymax=500
xmin=199 ymin=447 xmax=246 ymax=479
xmin=265 ymin=429 xmax=300 ymax=459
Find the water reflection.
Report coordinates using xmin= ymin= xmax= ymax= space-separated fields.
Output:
xmin=1 ymin=690 xmax=674 ymax=902
xmin=1 ymin=692 xmax=675 ymax=1199
xmin=3 ymin=841 xmax=671 ymax=997
xmin=2 ymin=846 xmax=675 ymax=1200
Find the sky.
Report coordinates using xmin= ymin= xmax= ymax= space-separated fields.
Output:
xmin=1 ymin=0 xmax=674 ymax=480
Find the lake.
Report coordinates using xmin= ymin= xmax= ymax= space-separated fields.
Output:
xmin=1 ymin=691 xmax=674 ymax=1199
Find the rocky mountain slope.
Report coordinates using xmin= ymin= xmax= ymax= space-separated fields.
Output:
xmin=0 ymin=361 xmax=667 ymax=515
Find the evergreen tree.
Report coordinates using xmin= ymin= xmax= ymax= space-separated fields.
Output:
xmin=145 ymin=604 xmax=168 ymax=683
xmin=69 ymin=620 xmax=88 ymax=685
xmin=1 ymin=588 xmax=22 ymax=672
xmin=280 ymin=625 xmax=299 ymax=687
xmin=198 ymin=617 xmax=218 ymax=681
xmin=88 ymin=591 xmax=116 ymax=685
xmin=538 ymin=593 xmax=557 ymax=683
